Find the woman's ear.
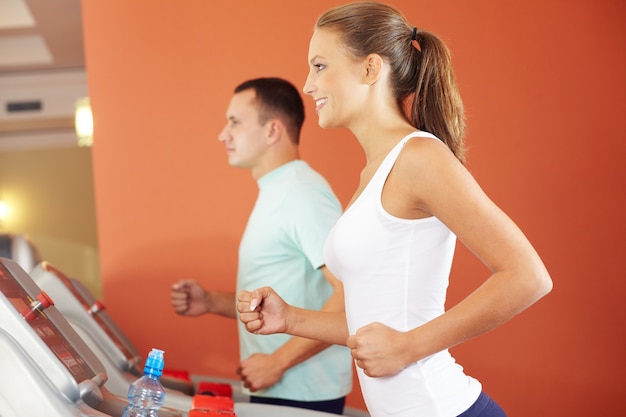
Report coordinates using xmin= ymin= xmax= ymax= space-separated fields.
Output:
xmin=364 ymin=53 xmax=384 ymax=85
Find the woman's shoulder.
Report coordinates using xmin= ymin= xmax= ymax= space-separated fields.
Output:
xmin=398 ymin=134 xmax=458 ymax=171
xmin=386 ymin=133 xmax=474 ymax=215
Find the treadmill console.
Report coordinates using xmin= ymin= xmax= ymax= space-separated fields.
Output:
xmin=0 ymin=257 xmax=108 ymax=416
xmin=1 ymin=262 xmax=97 ymax=383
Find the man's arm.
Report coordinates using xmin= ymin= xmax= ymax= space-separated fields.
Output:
xmin=171 ymin=279 xmax=237 ymax=318
xmin=237 ymin=266 xmax=348 ymax=391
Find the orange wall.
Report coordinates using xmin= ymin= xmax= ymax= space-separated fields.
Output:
xmin=81 ymin=1 xmax=625 ymax=414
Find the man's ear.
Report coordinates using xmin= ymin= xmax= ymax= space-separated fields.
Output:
xmin=364 ymin=53 xmax=384 ymax=85
xmin=266 ymin=119 xmax=284 ymax=145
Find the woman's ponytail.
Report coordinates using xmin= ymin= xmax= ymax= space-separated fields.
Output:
xmin=411 ymin=31 xmax=466 ymax=162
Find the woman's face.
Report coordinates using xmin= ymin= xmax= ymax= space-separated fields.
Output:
xmin=303 ymin=29 xmax=368 ymax=129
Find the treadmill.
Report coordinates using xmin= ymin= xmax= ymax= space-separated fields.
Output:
xmin=2 ymin=257 xmax=359 ymax=417
xmin=0 ymin=257 xmax=186 ymax=417
xmin=30 ymin=261 xmax=198 ymax=411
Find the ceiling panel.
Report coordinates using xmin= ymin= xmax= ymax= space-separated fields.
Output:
xmin=0 ymin=0 xmax=86 ymax=149
xmin=0 ymin=0 xmax=85 ymax=74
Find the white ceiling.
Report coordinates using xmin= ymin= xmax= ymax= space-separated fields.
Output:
xmin=0 ymin=0 xmax=87 ymax=150
xmin=0 ymin=0 xmax=85 ymax=74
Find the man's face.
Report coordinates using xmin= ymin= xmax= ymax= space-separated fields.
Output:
xmin=218 ymin=89 xmax=268 ymax=170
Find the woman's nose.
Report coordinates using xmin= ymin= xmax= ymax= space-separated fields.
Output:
xmin=302 ymin=73 xmax=315 ymax=96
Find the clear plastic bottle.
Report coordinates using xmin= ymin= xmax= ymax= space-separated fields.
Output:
xmin=122 ymin=348 xmax=167 ymax=417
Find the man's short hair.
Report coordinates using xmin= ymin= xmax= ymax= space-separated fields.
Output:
xmin=234 ymin=77 xmax=305 ymax=144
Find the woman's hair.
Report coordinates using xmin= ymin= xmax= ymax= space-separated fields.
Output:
xmin=316 ymin=1 xmax=466 ymax=162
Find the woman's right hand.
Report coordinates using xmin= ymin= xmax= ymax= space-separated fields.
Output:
xmin=237 ymin=286 xmax=289 ymax=335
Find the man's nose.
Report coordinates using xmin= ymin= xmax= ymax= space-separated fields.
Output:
xmin=218 ymin=126 xmax=229 ymax=142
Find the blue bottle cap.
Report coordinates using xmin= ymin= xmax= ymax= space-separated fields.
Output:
xmin=144 ymin=348 xmax=164 ymax=377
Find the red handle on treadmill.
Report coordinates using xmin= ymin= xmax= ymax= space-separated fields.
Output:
xmin=21 ymin=291 xmax=54 ymax=321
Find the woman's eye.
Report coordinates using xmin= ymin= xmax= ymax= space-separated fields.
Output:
xmin=314 ymin=63 xmax=325 ymax=72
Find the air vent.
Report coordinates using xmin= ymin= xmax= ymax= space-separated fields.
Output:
xmin=0 ymin=70 xmax=87 ymax=150
xmin=7 ymin=101 xmax=43 ymax=113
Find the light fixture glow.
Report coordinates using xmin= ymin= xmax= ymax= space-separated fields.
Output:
xmin=75 ymin=96 xmax=93 ymax=147
xmin=0 ymin=200 xmax=9 ymax=221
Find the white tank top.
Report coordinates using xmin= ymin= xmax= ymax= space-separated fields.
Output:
xmin=324 ymin=132 xmax=481 ymax=417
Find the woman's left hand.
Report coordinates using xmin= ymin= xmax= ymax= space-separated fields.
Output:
xmin=347 ymin=322 xmax=410 ymax=377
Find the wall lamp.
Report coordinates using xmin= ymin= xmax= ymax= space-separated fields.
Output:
xmin=0 ymin=200 xmax=9 ymax=229
xmin=75 ymin=97 xmax=94 ymax=147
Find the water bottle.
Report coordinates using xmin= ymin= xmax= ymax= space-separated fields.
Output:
xmin=122 ymin=348 xmax=167 ymax=417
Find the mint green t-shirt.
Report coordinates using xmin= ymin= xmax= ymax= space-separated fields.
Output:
xmin=236 ymin=160 xmax=352 ymax=401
